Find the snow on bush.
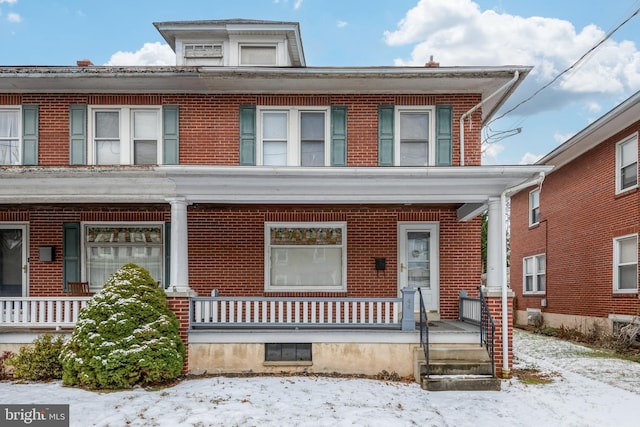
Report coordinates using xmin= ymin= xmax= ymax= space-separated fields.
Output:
xmin=60 ymin=264 xmax=185 ymax=389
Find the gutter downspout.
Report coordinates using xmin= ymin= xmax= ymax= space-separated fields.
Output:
xmin=499 ymin=171 xmax=545 ymax=376
xmin=459 ymin=71 xmax=520 ymax=166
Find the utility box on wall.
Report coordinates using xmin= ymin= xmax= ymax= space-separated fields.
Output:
xmin=39 ymin=246 xmax=55 ymax=262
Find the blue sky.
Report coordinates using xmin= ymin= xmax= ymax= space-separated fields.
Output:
xmin=1 ymin=0 xmax=640 ymax=165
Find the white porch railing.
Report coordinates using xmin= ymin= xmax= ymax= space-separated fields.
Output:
xmin=0 ymin=297 xmax=91 ymax=327
xmin=459 ymin=292 xmax=481 ymax=325
xmin=191 ymin=295 xmax=409 ymax=330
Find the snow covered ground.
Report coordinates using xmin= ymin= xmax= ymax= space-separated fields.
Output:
xmin=1 ymin=329 xmax=639 ymax=426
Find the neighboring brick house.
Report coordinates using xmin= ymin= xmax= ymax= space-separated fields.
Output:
xmin=511 ymin=90 xmax=640 ymax=334
xmin=0 ymin=19 xmax=548 ymax=379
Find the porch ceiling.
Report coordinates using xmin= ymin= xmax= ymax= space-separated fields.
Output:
xmin=0 ymin=166 xmax=552 ymax=216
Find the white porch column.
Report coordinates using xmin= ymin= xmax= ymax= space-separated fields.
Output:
xmin=167 ymin=197 xmax=191 ymax=293
xmin=485 ymin=197 xmax=503 ymax=292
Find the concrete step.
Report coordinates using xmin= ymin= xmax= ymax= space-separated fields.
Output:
xmin=422 ymin=375 xmax=501 ymax=392
xmin=426 ymin=359 xmax=494 ymax=376
xmin=428 ymin=344 xmax=491 ymax=361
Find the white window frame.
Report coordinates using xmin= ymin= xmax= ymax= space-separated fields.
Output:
xmin=529 ymin=188 xmax=540 ymax=226
xmin=81 ymin=222 xmax=165 ymax=291
xmin=523 ymin=254 xmax=546 ymax=295
xmin=256 ymin=106 xmax=330 ymax=166
xmin=613 ymin=234 xmax=638 ymax=294
xmin=394 ymin=106 xmax=436 ymax=166
xmin=615 ymin=133 xmax=638 ymax=194
xmin=87 ymin=106 xmax=162 ymax=165
xmin=0 ymin=106 xmax=21 ymax=166
xmin=264 ymin=222 xmax=347 ymax=293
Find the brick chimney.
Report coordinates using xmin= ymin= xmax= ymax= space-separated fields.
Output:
xmin=76 ymin=59 xmax=94 ymax=67
xmin=425 ymin=55 xmax=440 ymax=68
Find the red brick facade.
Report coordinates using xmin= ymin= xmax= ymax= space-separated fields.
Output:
xmin=511 ymin=120 xmax=640 ymax=325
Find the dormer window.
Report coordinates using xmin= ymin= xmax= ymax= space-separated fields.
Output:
xmin=240 ymin=45 xmax=277 ymax=66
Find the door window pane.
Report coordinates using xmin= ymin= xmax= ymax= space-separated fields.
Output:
xmin=0 ymin=229 xmax=22 ymax=297
xmin=407 ymin=231 xmax=430 ymax=289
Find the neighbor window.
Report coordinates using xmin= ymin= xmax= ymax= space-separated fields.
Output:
xmin=529 ymin=188 xmax=540 ymax=226
xmin=616 ymin=135 xmax=638 ymax=192
xmin=240 ymin=45 xmax=277 ymax=66
xmin=395 ymin=107 xmax=435 ymax=166
xmin=0 ymin=108 xmax=20 ymax=165
xmin=265 ymin=222 xmax=346 ymax=292
xmin=523 ymin=254 xmax=546 ymax=294
xmin=84 ymin=224 xmax=164 ymax=290
xmin=258 ymin=108 xmax=329 ymax=166
xmin=613 ymin=234 xmax=637 ymax=293
xmin=89 ymin=107 xmax=161 ymax=165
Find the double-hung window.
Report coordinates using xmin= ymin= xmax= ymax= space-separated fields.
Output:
xmin=258 ymin=107 xmax=329 ymax=166
xmin=0 ymin=108 xmax=20 ymax=165
xmin=616 ymin=135 xmax=638 ymax=193
xmin=523 ymin=254 xmax=546 ymax=294
xmin=395 ymin=107 xmax=435 ymax=166
xmin=84 ymin=223 xmax=164 ymax=290
xmin=529 ymin=189 xmax=540 ymax=226
xmin=614 ymin=234 xmax=638 ymax=293
xmin=265 ymin=222 xmax=346 ymax=292
xmin=89 ymin=107 xmax=161 ymax=165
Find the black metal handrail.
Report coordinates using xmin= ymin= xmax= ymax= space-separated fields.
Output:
xmin=417 ymin=288 xmax=429 ymax=377
xmin=477 ymin=286 xmax=495 ymax=376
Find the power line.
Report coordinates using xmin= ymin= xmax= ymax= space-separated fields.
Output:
xmin=484 ymin=5 xmax=640 ymax=132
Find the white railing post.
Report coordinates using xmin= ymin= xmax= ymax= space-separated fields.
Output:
xmin=401 ymin=288 xmax=416 ymax=331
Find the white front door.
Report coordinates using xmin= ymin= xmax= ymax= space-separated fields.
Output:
xmin=0 ymin=224 xmax=28 ymax=297
xmin=398 ymin=222 xmax=439 ymax=316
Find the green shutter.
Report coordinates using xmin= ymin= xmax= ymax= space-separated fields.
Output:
xmin=239 ymin=105 xmax=256 ymax=166
xmin=330 ymin=106 xmax=347 ymax=166
xmin=22 ymin=105 xmax=39 ymax=165
xmin=163 ymin=105 xmax=179 ymax=165
xmin=378 ymin=105 xmax=394 ymax=166
xmin=62 ymin=223 xmax=81 ymax=290
xmin=69 ymin=104 xmax=87 ymax=165
xmin=164 ymin=222 xmax=171 ymax=290
xmin=435 ymin=105 xmax=453 ymax=166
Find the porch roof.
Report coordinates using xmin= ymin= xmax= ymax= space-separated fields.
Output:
xmin=0 ymin=165 xmax=551 ymax=220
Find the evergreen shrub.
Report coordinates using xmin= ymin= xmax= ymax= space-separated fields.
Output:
xmin=60 ymin=263 xmax=185 ymax=389
xmin=6 ymin=334 xmax=64 ymax=380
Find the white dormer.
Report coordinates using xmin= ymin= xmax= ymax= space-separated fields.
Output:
xmin=154 ymin=19 xmax=306 ymax=67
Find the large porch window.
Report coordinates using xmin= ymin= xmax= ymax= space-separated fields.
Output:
xmin=85 ymin=224 xmax=164 ymax=290
xmin=265 ymin=222 xmax=346 ymax=292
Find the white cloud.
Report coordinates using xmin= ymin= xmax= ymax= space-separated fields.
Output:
xmin=481 ymin=142 xmax=504 ymax=163
xmin=337 ymin=20 xmax=347 ymax=28
xmin=553 ymin=132 xmax=574 ymax=144
xmin=519 ymin=152 xmax=543 ymax=164
xmin=294 ymin=0 xmax=303 ymax=10
xmin=7 ymin=12 xmax=20 ymax=22
xmin=384 ymin=0 xmax=640 ymax=115
xmin=105 ymin=42 xmax=175 ymax=66
xmin=0 ymin=0 xmax=18 ymax=4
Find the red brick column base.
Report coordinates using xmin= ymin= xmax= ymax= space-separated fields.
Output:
xmin=484 ymin=291 xmax=514 ymax=379
xmin=167 ymin=294 xmax=192 ymax=374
